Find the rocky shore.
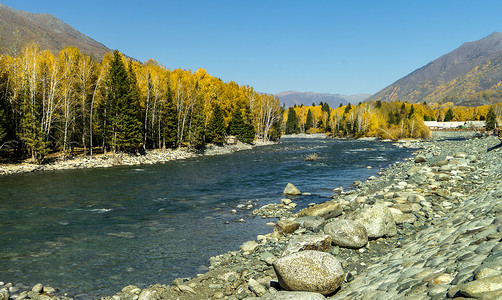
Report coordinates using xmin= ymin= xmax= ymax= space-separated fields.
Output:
xmin=0 ymin=140 xmax=271 ymax=176
xmin=2 ymin=131 xmax=502 ymax=299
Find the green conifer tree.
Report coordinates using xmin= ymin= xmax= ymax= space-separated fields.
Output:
xmin=486 ymin=107 xmax=498 ymax=132
xmin=162 ymin=84 xmax=178 ymax=148
xmin=444 ymin=108 xmax=454 ymax=122
xmin=187 ymin=98 xmax=205 ymax=149
xmin=18 ymin=88 xmax=46 ymax=161
xmin=285 ymin=107 xmax=298 ymax=134
xmin=305 ymin=108 xmax=313 ymax=131
xmin=344 ymin=103 xmax=352 ymax=114
xmin=241 ymin=106 xmax=255 ymax=143
xmin=206 ymin=104 xmax=226 ymax=144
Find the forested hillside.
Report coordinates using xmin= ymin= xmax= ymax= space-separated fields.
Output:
xmin=284 ymin=101 xmax=502 ymax=140
xmin=0 ymin=43 xmax=283 ymax=162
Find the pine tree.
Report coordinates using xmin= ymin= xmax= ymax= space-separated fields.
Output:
xmin=18 ymin=88 xmax=47 ymax=161
xmin=206 ymin=104 xmax=226 ymax=145
xmin=227 ymin=108 xmax=255 ymax=143
xmin=241 ymin=107 xmax=255 ymax=143
xmin=102 ymin=51 xmax=143 ymax=151
xmin=119 ymin=61 xmax=143 ymax=150
xmin=444 ymin=108 xmax=454 ymax=122
xmin=305 ymin=108 xmax=313 ymax=131
xmin=486 ymin=107 xmax=498 ymax=131
xmin=162 ymin=84 xmax=178 ymax=148
xmin=187 ymin=98 xmax=205 ymax=149
xmin=228 ymin=108 xmax=244 ymax=136
xmin=285 ymin=107 xmax=299 ymax=134
xmin=344 ymin=103 xmax=352 ymax=114
xmin=408 ymin=104 xmax=415 ymax=118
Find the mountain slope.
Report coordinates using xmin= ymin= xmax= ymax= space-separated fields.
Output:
xmin=0 ymin=3 xmax=110 ymax=59
xmin=370 ymin=32 xmax=502 ymax=106
xmin=276 ymin=91 xmax=370 ymax=108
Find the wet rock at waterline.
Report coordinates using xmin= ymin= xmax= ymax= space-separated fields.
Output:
xmin=283 ymin=183 xmax=302 ymax=195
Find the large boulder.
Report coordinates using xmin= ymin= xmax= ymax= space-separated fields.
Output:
xmin=282 ymin=234 xmax=332 ymax=256
xmin=273 ymin=250 xmax=345 ymax=296
xmin=353 ymin=204 xmax=397 ymax=239
xmin=260 ymin=291 xmax=326 ymax=299
xmin=324 ymin=219 xmax=368 ymax=249
xmin=283 ymin=183 xmax=301 ymax=195
xmin=298 ymin=201 xmax=342 ymax=219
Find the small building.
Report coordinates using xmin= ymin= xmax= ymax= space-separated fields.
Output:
xmin=423 ymin=121 xmax=466 ymax=129
xmin=464 ymin=121 xmax=485 ymax=128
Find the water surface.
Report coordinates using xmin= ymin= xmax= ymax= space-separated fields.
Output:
xmin=0 ymin=138 xmax=415 ymax=297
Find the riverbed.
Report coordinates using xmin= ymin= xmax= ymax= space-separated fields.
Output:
xmin=0 ymin=138 xmax=416 ymax=297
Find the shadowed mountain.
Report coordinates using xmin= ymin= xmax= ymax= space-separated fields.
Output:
xmin=276 ymin=91 xmax=371 ymax=108
xmin=0 ymin=3 xmax=110 ymax=59
xmin=370 ymin=32 xmax=502 ymax=106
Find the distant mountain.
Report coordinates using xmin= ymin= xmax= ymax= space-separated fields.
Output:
xmin=276 ymin=91 xmax=371 ymax=108
xmin=369 ymin=32 xmax=502 ymax=106
xmin=0 ymin=3 xmax=111 ymax=59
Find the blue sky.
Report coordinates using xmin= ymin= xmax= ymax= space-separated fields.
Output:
xmin=2 ymin=1 xmax=502 ymax=95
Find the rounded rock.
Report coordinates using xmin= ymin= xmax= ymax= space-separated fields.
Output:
xmin=324 ymin=219 xmax=368 ymax=249
xmin=353 ymin=203 xmax=397 ymax=239
xmin=273 ymin=250 xmax=344 ymax=296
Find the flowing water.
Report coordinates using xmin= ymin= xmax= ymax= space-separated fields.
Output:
xmin=0 ymin=138 xmax=415 ymax=297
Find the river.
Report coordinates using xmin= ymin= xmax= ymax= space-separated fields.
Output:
xmin=0 ymin=137 xmax=416 ymax=297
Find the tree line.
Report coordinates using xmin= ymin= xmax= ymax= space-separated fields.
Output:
xmin=284 ymin=100 xmax=501 ymax=139
xmin=0 ymin=43 xmax=283 ymax=161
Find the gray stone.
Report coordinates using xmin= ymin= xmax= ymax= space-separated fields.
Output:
xmin=324 ymin=219 xmax=368 ymax=249
xmin=283 ymin=183 xmax=301 ymax=195
xmin=298 ymin=201 xmax=342 ymax=219
xmin=282 ymin=234 xmax=332 ymax=256
xmin=248 ymin=279 xmax=267 ymax=297
xmin=414 ymin=155 xmax=427 ymax=163
xmin=32 ymin=283 xmax=43 ymax=293
xmin=0 ymin=290 xmax=8 ymax=300
xmin=353 ymin=204 xmax=397 ymax=239
xmin=260 ymin=291 xmax=326 ymax=299
xmin=459 ymin=275 xmax=502 ymax=298
xmin=240 ymin=240 xmax=259 ymax=253
xmin=295 ymin=216 xmax=325 ymax=232
xmin=260 ymin=251 xmax=277 ymax=265
xmin=274 ymin=220 xmax=300 ymax=235
xmin=273 ymin=250 xmax=344 ymax=295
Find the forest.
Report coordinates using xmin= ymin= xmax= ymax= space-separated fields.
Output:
xmin=0 ymin=43 xmax=283 ymax=162
xmin=284 ymin=100 xmax=502 ymax=140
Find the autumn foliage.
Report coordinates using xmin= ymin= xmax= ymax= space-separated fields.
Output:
xmin=0 ymin=43 xmax=283 ymax=161
xmin=284 ymin=101 xmax=502 ymax=140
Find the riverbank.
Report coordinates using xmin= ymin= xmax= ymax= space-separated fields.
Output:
xmin=1 ymin=131 xmax=501 ymax=299
xmin=0 ymin=140 xmax=274 ymax=176
xmin=103 ymin=130 xmax=500 ymax=299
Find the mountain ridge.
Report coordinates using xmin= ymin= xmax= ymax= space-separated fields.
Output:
xmin=0 ymin=3 xmax=111 ymax=59
xmin=369 ymin=32 xmax=502 ymax=106
xmin=276 ymin=91 xmax=371 ymax=108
